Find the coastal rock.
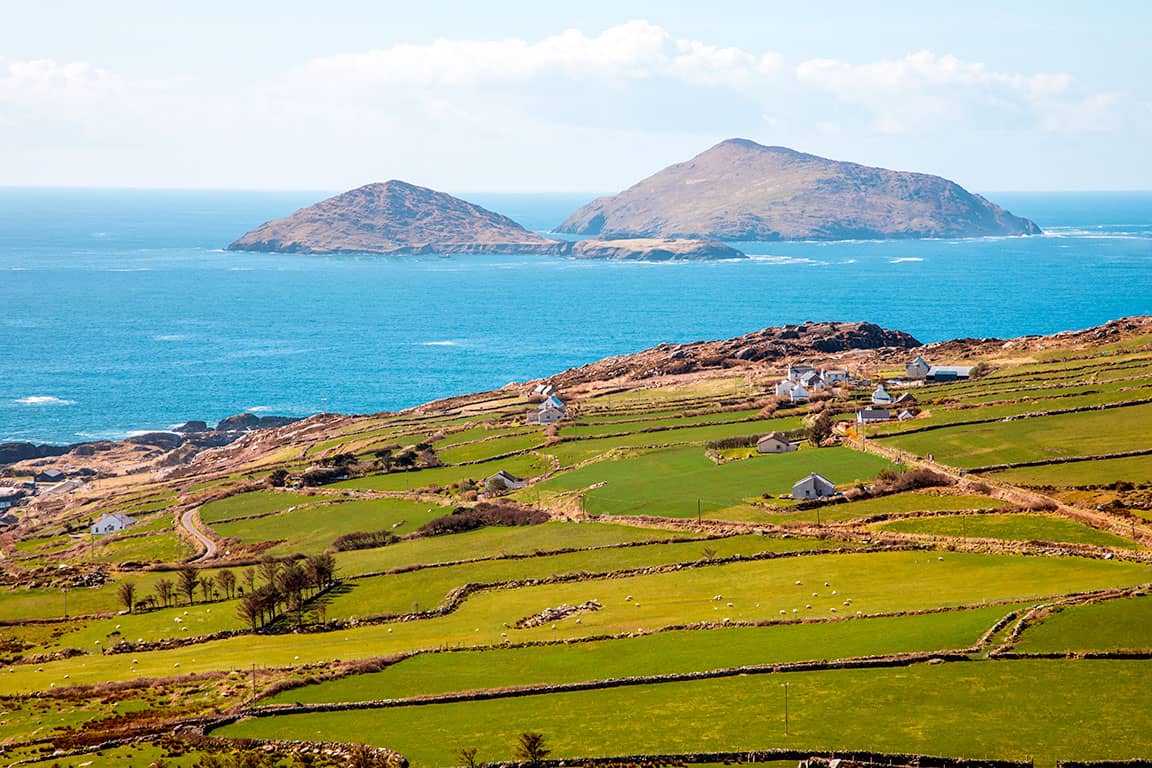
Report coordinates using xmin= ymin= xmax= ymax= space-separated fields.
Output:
xmin=173 ymin=420 xmax=209 ymax=434
xmin=0 ymin=442 xmax=72 ymax=465
xmin=215 ymin=413 xmax=300 ymax=432
xmin=228 ymin=180 xmax=568 ymax=255
xmin=556 ymin=138 xmax=1041 ymax=241
xmin=569 ymin=237 xmax=746 ymax=261
xmin=125 ymin=432 xmax=185 ymax=451
xmin=546 ymin=320 xmax=921 ymax=386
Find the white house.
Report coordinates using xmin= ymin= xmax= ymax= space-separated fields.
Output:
xmin=485 ymin=470 xmax=527 ymax=493
xmin=897 ymin=409 xmax=918 ymax=421
xmin=527 ymin=404 xmax=566 ymax=425
xmin=821 ymin=369 xmax=849 ymax=384
xmin=856 ymin=407 xmax=891 ymax=423
xmin=799 ymin=370 xmax=825 ymax=392
xmin=532 ymin=383 xmax=555 ymax=397
xmin=871 ymin=384 xmax=893 ymax=405
xmin=791 ymin=473 xmax=837 ymax=500
xmin=90 ymin=512 xmax=136 ymax=535
xmin=757 ymin=432 xmax=797 ymax=454
xmin=788 ymin=383 xmax=810 ymax=402
xmin=787 ymin=364 xmax=817 ymax=382
xmin=906 ymin=355 xmax=931 ymax=380
xmin=774 ymin=379 xmax=794 ymax=397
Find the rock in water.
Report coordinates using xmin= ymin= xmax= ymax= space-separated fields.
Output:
xmin=556 ymin=139 xmax=1041 ymax=241
xmin=228 ymin=180 xmax=568 ymax=255
xmin=569 ymin=237 xmax=746 ymax=261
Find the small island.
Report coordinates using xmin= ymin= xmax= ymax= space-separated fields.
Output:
xmin=569 ymin=237 xmax=746 ymax=261
xmin=228 ymin=180 xmax=568 ymax=255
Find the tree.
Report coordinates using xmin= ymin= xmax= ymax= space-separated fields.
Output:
xmin=268 ymin=468 xmax=289 ymax=487
xmin=237 ymin=592 xmax=263 ymax=630
xmin=242 ymin=567 xmax=257 ymax=594
xmin=199 ymin=575 xmax=216 ymax=603
xmin=155 ymin=578 xmax=174 ymax=608
xmin=457 ymin=747 xmax=479 ymax=768
xmin=807 ymin=411 xmax=833 ymax=447
xmin=217 ymin=568 xmax=237 ymax=600
xmin=514 ymin=732 xmax=550 ymax=765
xmin=258 ymin=557 xmax=280 ymax=588
xmin=117 ymin=581 xmax=136 ymax=613
xmin=177 ymin=566 xmax=199 ymax=605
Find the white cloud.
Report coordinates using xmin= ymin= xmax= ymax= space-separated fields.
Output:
xmin=302 ymin=20 xmax=781 ymax=89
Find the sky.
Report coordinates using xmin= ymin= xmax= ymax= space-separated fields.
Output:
xmin=2 ymin=1 xmax=1150 ymax=193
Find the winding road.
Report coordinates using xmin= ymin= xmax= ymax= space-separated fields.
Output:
xmin=180 ymin=507 xmax=218 ymax=562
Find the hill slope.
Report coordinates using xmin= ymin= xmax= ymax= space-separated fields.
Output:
xmin=556 ymin=139 xmax=1041 ymax=241
xmin=229 ymin=181 xmax=567 ymax=255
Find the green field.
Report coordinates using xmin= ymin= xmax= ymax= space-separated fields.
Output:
xmin=883 ymin=404 xmax=1152 ymax=468
xmin=534 ymin=445 xmax=893 ymax=518
xmin=721 ymin=492 xmax=1009 ymax=525
xmin=268 ymin=604 xmax=1013 ymax=704
xmin=5 ymin=551 xmax=1144 ymax=696
xmin=323 ymin=533 xmax=844 ymax=620
xmin=333 ymin=452 xmax=552 ymax=491
xmin=1013 ymin=595 xmax=1152 ymax=653
xmin=987 ymin=454 xmax=1152 ymax=487
xmin=199 ymin=489 xmax=317 ymax=523
xmin=221 ymin=659 xmax=1152 ymax=766
xmin=875 ymin=513 xmax=1142 ymax=549
xmin=210 ymin=497 xmax=451 ymax=555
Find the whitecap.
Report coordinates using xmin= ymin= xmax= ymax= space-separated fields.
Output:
xmin=14 ymin=396 xmax=76 ymax=406
xmin=888 ymin=257 xmax=925 ymax=263
xmin=246 ymin=406 xmax=273 ymax=413
xmin=419 ymin=340 xmax=461 ymax=347
xmin=746 ymin=255 xmax=825 ymax=265
xmin=153 ymin=334 xmax=191 ymax=342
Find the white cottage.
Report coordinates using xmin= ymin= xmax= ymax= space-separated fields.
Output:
xmin=906 ymin=355 xmax=931 ymax=380
xmin=485 ymin=470 xmax=527 ymax=493
xmin=90 ymin=512 xmax=135 ymax=535
xmin=757 ymin=432 xmax=797 ymax=454
xmin=871 ymin=384 xmax=893 ymax=405
xmin=791 ymin=473 xmax=837 ymax=500
xmin=856 ymin=407 xmax=891 ymax=423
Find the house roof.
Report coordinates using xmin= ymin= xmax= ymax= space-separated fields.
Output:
xmin=38 ymin=469 xmax=64 ymax=478
xmin=910 ymin=355 xmax=929 ymax=366
xmin=928 ymin=365 xmax=974 ymax=376
xmin=94 ymin=512 xmax=136 ymax=527
xmin=793 ymin=472 xmax=834 ymax=488
xmin=543 ymin=395 xmax=565 ymax=409
xmin=488 ymin=470 xmax=522 ymax=482
xmin=895 ymin=392 xmax=918 ymax=403
xmin=757 ymin=432 xmax=790 ymax=445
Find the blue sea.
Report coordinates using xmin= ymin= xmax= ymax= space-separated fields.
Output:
xmin=0 ymin=189 xmax=1149 ymax=445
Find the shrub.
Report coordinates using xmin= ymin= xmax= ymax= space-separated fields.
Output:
xmin=874 ymin=467 xmax=953 ymax=494
xmin=417 ymin=501 xmax=548 ymax=537
xmin=331 ymin=530 xmax=398 ymax=552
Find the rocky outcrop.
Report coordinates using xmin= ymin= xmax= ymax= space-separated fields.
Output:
xmin=0 ymin=442 xmax=71 ymax=465
xmin=214 ymin=413 xmax=299 ymax=432
xmin=547 ymin=321 xmax=921 ymax=386
xmin=228 ymin=180 xmax=567 ymax=255
xmin=557 ymin=138 xmax=1041 ymax=241
xmin=569 ymin=237 xmax=746 ymax=261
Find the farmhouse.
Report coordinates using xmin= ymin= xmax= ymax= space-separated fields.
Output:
xmin=927 ymin=365 xmax=974 ymax=382
xmin=485 ymin=470 xmax=527 ymax=493
xmin=856 ymin=407 xmax=891 ymax=423
xmin=792 ymin=473 xmax=837 ymax=500
xmin=0 ymin=487 xmax=25 ymax=510
xmin=527 ymin=394 xmax=568 ymax=425
xmin=906 ymin=355 xmax=931 ymax=379
xmin=898 ymin=409 xmax=918 ymax=421
xmin=756 ymin=432 xmax=797 ymax=453
xmin=787 ymin=364 xmax=817 ymax=382
xmin=799 ymin=370 xmax=826 ymax=392
xmin=35 ymin=468 xmax=65 ymax=483
xmin=894 ymin=392 xmax=919 ymax=406
xmin=821 ymin=368 xmax=849 ymax=384
xmin=90 ymin=512 xmax=136 ymax=535
xmin=871 ymin=384 xmax=893 ymax=405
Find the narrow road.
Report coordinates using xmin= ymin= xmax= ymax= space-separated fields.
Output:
xmin=180 ymin=507 xmax=218 ymax=562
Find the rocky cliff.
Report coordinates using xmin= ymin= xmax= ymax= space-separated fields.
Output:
xmin=556 ymin=139 xmax=1041 ymax=241
xmin=229 ymin=181 xmax=567 ymax=255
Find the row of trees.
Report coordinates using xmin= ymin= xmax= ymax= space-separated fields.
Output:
xmin=236 ymin=553 xmax=337 ymax=630
xmin=459 ymin=732 xmax=550 ymax=767
xmin=115 ymin=555 xmax=336 ymax=630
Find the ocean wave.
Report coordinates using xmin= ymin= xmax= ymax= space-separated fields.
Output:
xmin=246 ymin=406 xmax=273 ymax=412
xmin=153 ymin=334 xmax=191 ymax=342
xmin=419 ymin=340 xmax=462 ymax=347
xmin=14 ymin=395 xmax=76 ymax=406
xmin=889 ymin=257 xmax=925 ymax=263
xmin=746 ymin=255 xmax=826 ymax=265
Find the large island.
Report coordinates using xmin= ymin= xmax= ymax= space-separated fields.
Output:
xmin=556 ymin=138 xmax=1041 ymax=241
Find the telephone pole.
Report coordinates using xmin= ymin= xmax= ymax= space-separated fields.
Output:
xmin=782 ymin=681 xmax=790 ymax=736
